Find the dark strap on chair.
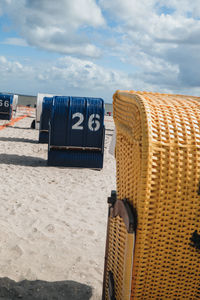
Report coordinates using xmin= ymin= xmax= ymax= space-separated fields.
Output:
xmin=109 ymin=198 xmax=137 ymax=233
xmin=108 ymin=271 xmax=116 ymax=300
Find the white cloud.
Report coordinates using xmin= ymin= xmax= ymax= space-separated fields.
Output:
xmin=24 ymin=0 xmax=105 ymax=28
xmin=39 ymin=56 xmax=134 ymax=91
xmin=1 ymin=54 xmax=200 ymax=99
xmin=0 ymin=56 xmax=25 ymax=73
xmin=100 ymin=0 xmax=200 ymax=44
xmin=1 ymin=0 xmax=105 ymax=57
xmin=157 ymin=0 xmax=200 ymax=18
xmin=98 ymin=0 xmax=200 ymax=94
xmin=2 ymin=38 xmax=28 ymax=47
xmin=1 ymin=0 xmax=200 ymax=96
xmin=0 ymin=55 xmax=135 ymax=100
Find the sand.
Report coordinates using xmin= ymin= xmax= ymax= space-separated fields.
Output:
xmin=0 ymin=110 xmax=116 ymax=300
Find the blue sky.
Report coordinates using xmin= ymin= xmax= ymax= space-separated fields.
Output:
xmin=0 ymin=0 xmax=200 ymax=103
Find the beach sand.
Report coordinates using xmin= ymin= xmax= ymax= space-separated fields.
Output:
xmin=0 ymin=111 xmax=116 ymax=300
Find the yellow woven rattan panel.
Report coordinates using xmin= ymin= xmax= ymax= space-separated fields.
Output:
xmin=109 ymin=91 xmax=200 ymax=299
xmin=105 ymin=215 xmax=134 ymax=300
xmin=103 ymin=111 xmax=141 ymax=300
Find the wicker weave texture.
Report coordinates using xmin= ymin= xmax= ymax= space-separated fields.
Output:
xmin=105 ymin=91 xmax=200 ymax=299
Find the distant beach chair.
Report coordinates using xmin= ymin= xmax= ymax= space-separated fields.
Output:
xmin=102 ymin=90 xmax=200 ymax=299
xmin=39 ymin=97 xmax=53 ymax=143
xmin=0 ymin=94 xmax=18 ymax=120
xmin=108 ymin=127 xmax=116 ymax=156
xmin=35 ymin=93 xmax=54 ymax=129
xmin=48 ymin=96 xmax=105 ymax=169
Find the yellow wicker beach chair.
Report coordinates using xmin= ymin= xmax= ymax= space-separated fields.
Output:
xmin=102 ymin=90 xmax=200 ymax=300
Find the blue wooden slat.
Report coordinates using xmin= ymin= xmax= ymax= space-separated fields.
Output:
xmin=39 ymin=97 xmax=53 ymax=143
xmin=50 ymin=96 xmax=70 ymax=146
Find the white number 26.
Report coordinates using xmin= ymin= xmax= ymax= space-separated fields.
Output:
xmin=72 ymin=113 xmax=101 ymax=132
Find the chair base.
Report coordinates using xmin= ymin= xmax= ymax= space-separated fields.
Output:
xmin=48 ymin=149 xmax=104 ymax=169
xmin=0 ymin=114 xmax=11 ymax=120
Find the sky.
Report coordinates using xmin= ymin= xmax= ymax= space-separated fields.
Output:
xmin=0 ymin=0 xmax=200 ymax=103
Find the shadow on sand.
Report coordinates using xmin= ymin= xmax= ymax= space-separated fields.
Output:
xmin=9 ymin=126 xmax=35 ymax=130
xmin=0 ymin=137 xmax=38 ymax=144
xmin=0 ymin=277 xmax=93 ymax=300
xmin=0 ymin=154 xmax=47 ymax=167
